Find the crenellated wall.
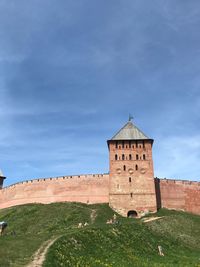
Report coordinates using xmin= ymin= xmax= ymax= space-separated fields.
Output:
xmin=155 ymin=178 xmax=200 ymax=215
xmin=0 ymin=174 xmax=109 ymax=209
xmin=0 ymin=174 xmax=200 ymax=216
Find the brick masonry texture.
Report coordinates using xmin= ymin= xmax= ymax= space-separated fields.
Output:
xmin=108 ymin=139 xmax=157 ymax=216
xmin=155 ymin=178 xmax=200 ymax=215
xmin=0 ymin=174 xmax=109 ymax=209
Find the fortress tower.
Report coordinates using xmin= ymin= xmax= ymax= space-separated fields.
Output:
xmin=107 ymin=120 xmax=157 ymax=217
xmin=0 ymin=170 xmax=6 ymax=190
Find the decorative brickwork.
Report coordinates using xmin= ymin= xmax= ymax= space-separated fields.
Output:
xmin=108 ymin=139 xmax=157 ymax=217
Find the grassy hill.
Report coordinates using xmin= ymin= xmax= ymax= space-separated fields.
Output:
xmin=0 ymin=203 xmax=199 ymax=267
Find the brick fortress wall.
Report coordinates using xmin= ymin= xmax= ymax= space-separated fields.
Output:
xmin=1 ymin=119 xmax=199 ymax=215
xmin=0 ymin=174 xmax=109 ymax=209
xmin=0 ymin=174 xmax=200 ymax=215
xmin=155 ymin=178 xmax=200 ymax=215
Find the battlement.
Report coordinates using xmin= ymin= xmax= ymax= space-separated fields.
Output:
xmin=0 ymin=173 xmax=110 ymax=210
xmin=1 ymin=173 xmax=109 ymax=191
xmin=156 ymin=177 xmax=200 ymax=187
xmin=155 ymin=177 xmax=200 ymax=215
xmin=2 ymin=175 xmax=199 ymax=191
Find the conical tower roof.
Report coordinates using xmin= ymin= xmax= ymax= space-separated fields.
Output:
xmin=109 ymin=121 xmax=152 ymax=141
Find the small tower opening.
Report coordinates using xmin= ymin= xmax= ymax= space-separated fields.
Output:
xmin=143 ymin=141 xmax=145 ymax=148
xmin=129 ymin=141 xmax=131 ymax=148
xmin=127 ymin=210 xmax=138 ymax=218
xmin=136 ymin=141 xmax=138 ymax=148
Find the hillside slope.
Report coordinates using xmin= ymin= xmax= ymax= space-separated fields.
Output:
xmin=0 ymin=203 xmax=113 ymax=267
xmin=0 ymin=203 xmax=199 ymax=267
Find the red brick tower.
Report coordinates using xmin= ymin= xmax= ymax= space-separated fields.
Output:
xmin=107 ymin=119 xmax=157 ymax=217
xmin=0 ymin=170 xmax=6 ymax=190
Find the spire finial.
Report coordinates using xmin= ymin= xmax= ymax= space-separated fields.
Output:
xmin=129 ymin=114 xmax=133 ymax=122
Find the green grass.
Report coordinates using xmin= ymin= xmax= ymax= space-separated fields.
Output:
xmin=0 ymin=203 xmax=200 ymax=267
xmin=0 ymin=202 xmax=110 ymax=267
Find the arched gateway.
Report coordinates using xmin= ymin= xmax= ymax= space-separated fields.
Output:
xmin=127 ymin=210 xmax=138 ymax=218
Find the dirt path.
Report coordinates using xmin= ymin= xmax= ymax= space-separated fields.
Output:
xmin=142 ymin=216 xmax=164 ymax=223
xmin=90 ymin=209 xmax=97 ymax=224
xmin=26 ymin=236 xmax=60 ymax=267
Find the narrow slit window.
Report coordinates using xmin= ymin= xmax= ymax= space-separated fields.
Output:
xmin=129 ymin=177 xmax=131 ymax=183
xmin=136 ymin=154 xmax=139 ymax=160
xmin=143 ymin=141 xmax=145 ymax=148
xmin=143 ymin=154 xmax=146 ymax=160
xmin=130 ymin=193 xmax=133 ymax=198
xmin=129 ymin=154 xmax=132 ymax=160
xmin=135 ymin=165 xmax=138 ymax=171
xmin=123 ymin=165 xmax=126 ymax=171
xmin=122 ymin=154 xmax=125 ymax=160
xmin=115 ymin=154 xmax=118 ymax=160
xmin=129 ymin=141 xmax=131 ymax=148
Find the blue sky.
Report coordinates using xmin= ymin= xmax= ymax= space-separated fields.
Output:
xmin=1 ymin=0 xmax=200 ymax=186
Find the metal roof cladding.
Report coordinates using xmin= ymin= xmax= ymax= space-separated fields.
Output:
xmin=110 ymin=121 xmax=150 ymax=141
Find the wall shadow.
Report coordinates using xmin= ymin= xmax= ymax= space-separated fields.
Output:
xmin=155 ymin=178 xmax=162 ymax=210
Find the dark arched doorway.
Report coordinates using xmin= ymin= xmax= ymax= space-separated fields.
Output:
xmin=127 ymin=210 xmax=138 ymax=218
